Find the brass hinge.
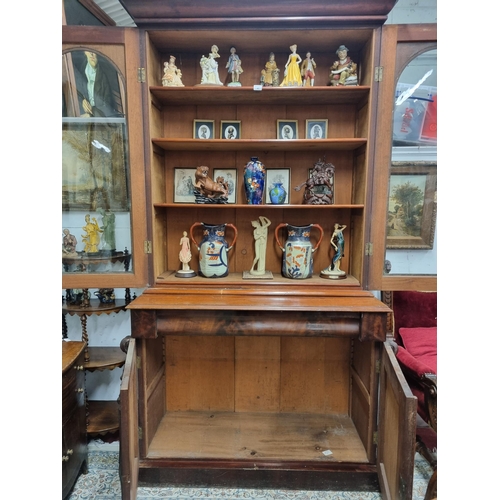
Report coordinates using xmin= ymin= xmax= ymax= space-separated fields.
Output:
xmin=373 ymin=431 xmax=378 ymax=445
xmin=136 ymin=355 xmax=141 ymax=369
xmin=365 ymin=242 xmax=373 ymax=256
xmin=144 ymin=240 xmax=152 ymax=254
xmin=138 ymin=427 xmax=143 ymax=440
xmin=137 ymin=68 xmax=146 ymax=83
xmin=375 ymin=66 xmax=383 ymax=82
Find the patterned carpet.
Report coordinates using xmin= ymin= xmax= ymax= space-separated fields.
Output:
xmin=67 ymin=441 xmax=435 ymax=500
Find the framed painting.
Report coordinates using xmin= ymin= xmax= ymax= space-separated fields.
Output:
xmin=220 ymin=121 xmax=241 ymax=139
xmin=277 ymin=120 xmax=298 ymax=140
xmin=213 ymin=168 xmax=238 ymax=203
xmin=265 ymin=168 xmax=290 ymax=204
xmin=386 ymin=162 xmax=437 ymax=249
xmin=306 ymin=119 xmax=328 ymax=139
xmin=193 ymin=120 xmax=215 ymax=139
xmin=174 ymin=168 xmax=197 ymax=203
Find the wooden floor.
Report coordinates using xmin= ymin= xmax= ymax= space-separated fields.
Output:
xmin=147 ymin=411 xmax=369 ymax=463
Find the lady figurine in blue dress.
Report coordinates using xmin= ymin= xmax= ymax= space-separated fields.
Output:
xmin=321 ymin=223 xmax=347 ymax=279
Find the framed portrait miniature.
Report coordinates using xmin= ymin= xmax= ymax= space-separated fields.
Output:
xmin=306 ymin=119 xmax=328 ymax=139
xmin=265 ymin=168 xmax=290 ymax=204
xmin=386 ymin=162 xmax=437 ymax=249
xmin=220 ymin=121 xmax=241 ymax=139
xmin=193 ymin=120 xmax=215 ymax=139
xmin=173 ymin=168 xmax=197 ymax=203
xmin=213 ymin=168 xmax=238 ymax=203
xmin=277 ymin=120 xmax=298 ymax=140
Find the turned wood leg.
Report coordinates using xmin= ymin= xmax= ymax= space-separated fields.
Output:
xmin=424 ymin=469 xmax=437 ymax=500
xmin=80 ymin=313 xmax=89 ymax=362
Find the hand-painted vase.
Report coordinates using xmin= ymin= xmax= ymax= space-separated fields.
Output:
xmin=243 ymin=157 xmax=266 ymax=204
xmin=189 ymin=222 xmax=238 ymax=278
xmin=269 ymin=182 xmax=287 ymax=204
xmin=274 ymin=223 xmax=324 ymax=279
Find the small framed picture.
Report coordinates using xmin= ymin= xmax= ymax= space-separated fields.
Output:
xmin=277 ymin=120 xmax=298 ymax=140
xmin=265 ymin=168 xmax=290 ymax=204
xmin=193 ymin=120 xmax=215 ymax=139
xmin=213 ymin=168 xmax=238 ymax=203
xmin=173 ymin=168 xmax=197 ymax=203
xmin=306 ymin=119 xmax=328 ymax=139
xmin=220 ymin=121 xmax=241 ymax=139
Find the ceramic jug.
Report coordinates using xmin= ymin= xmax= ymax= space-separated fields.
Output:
xmin=190 ymin=222 xmax=238 ymax=278
xmin=274 ymin=223 xmax=324 ymax=279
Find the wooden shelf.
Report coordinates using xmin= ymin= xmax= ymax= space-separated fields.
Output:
xmin=87 ymin=400 xmax=120 ymax=437
xmin=154 ymin=203 xmax=364 ymax=210
xmin=152 ymin=138 xmax=367 ymax=152
xmin=62 ymin=299 xmax=128 ymax=317
xmin=150 ymin=85 xmax=370 ymax=106
xmin=84 ymin=347 xmax=126 ymax=372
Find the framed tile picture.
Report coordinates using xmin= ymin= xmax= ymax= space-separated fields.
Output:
xmin=173 ymin=168 xmax=197 ymax=203
xmin=193 ymin=120 xmax=215 ymax=139
xmin=306 ymin=119 xmax=328 ymax=139
xmin=213 ymin=168 xmax=238 ymax=203
xmin=265 ymin=168 xmax=290 ymax=204
xmin=277 ymin=120 xmax=298 ymax=140
xmin=220 ymin=121 xmax=241 ymax=139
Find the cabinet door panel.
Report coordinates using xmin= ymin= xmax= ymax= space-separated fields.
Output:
xmin=120 ymin=338 xmax=139 ymax=500
xmin=377 ymin=342 xmax=417 ymax=500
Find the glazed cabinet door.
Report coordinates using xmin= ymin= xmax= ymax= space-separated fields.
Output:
xmin=62 ymin=26 xmax=149 ymax=289
xmin=377 ymin=341 xmax=417 ymax=500
xmin=120 ymin=338 xmax=139 ymax=500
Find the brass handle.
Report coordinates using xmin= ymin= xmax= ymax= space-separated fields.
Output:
xmin=75 ymin=388 xmax=84 ymax=393
xmin=74 ymin=365 xmax=84 ymax=371
xmin=67 ymin=449 xmax=73 ymax=455
xmin=62 ymin=455 xmax=69 ymax=462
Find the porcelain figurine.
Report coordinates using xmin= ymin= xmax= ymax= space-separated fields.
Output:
xmin=294 ymin=158 xmax=335 ymax=205
xmin=280 ymin=44 xmax=302 ymax=87
xmin=329 ymin=45 xmax=358 ymax=86
xmin=321 ymin=224 xmax=347 ymax=279
xmin=176 ymin=231 xmax=197 ymax=278
xmin=162 ymin=55 xmax=184 ymax=87
xmin=226 ymin=46 xmax=243 ymax=86
xmin=97 ymin=208 xmax=116 ymax=252
xmin=82 ymin=214 xmax=103 ymax=253
xmin=193 ymin=165 xmax=229 ymax=204
xmin=190 ymin=222 xmax=238 ymax=278
xmin=261 ymin=52 xmax=280 ymax=87
xmin=301 ymin=51 xmax=316 ymax=86
xmin=249 ymin=216 xmax=272 ymax=277
xmin=62 ymin=228 xmax=78 ymax=256
xmin=275 ymin=223 xmax=324 ymax=279
xmin=94 ymin=288 xmax=116 ymax=303
xmin=199 ymin=45 xmax=223 ymax=86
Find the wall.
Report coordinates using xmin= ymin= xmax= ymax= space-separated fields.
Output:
xmin=63 ymin=0 xmax=438 ymax=402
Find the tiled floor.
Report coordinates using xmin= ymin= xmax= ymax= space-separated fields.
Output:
xmin=67 ymin=440 xmax=435 ymax=500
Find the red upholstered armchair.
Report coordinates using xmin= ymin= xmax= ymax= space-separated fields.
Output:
xmin=385 ymin=291 xmax=437 ymax=500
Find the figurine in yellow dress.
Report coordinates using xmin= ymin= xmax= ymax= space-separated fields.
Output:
xmin=280 ymin=44 xmax=302 ymax=87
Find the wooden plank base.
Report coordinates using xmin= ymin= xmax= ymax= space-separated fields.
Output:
xmin=146 ymin=411 xmax=369 ymax=463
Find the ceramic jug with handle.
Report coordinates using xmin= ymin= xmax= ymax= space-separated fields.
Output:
xmin=274 ymin=223 xmax=324 ymax=279
xmin=190 ymin=222 xmax=238 ymax=278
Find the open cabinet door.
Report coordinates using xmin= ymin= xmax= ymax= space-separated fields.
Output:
xmin=120 ymin=338 xmax=139 ymax=500
xmin=377 ymin=341 xmax=417 ymax=500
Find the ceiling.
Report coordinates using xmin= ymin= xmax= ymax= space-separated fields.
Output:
xmin=92 ymin=0 xmax=136 ymax=26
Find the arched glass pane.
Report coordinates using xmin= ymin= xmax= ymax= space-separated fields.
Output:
xmin=62 ymin=49 xmax=133 ymax=276
xmin=384 ymin=49 xmax=437 ymax=276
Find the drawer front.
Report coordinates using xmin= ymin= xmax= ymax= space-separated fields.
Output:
xmin=62 ymin=354 xmax=85 ymax=422
xmin=62 ymin=407 xmax=87 ymax=498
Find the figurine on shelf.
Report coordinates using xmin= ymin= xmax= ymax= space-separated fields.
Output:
xmin=294 ymin=157 xmax=335 ymax=205
xmin=199 ymin=45 xmax=223 ymax=86
xmin=226 ymin=46 xmax=243 ymax=86
xmin=82 ymin=214 xmax=103 ymax=253
xmin=329 ymin=45 xmax=358 ymax=86
xmin=62 ymin=228 xmax=78 ymax=257
xmin=94 ymin=288 xmax=116 ymax=303
xmin=176 ymin=231 xmax=197 ymax=278
xmin=249 ymin=216 xmax=272 ymax=277
xmin=162 ymin=55 xmax=184 ymax=87
xmin=97 ymin=208 xmax=116 ymax=253
xmin=193 ymin=165 xmax=229 ymax=204
xmin=301 ymin=51 xmax=316 ymax=87
xmin=280 ymin=44 xmax=302 ymax=87
xmin=321 ymin=224 xmax=347 ymax=279
xmin=261 ymin=52 xmax=280 ymax=87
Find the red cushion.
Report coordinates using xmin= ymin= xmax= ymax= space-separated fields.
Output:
xmin=399 ymin=327 xmax=437 ymax=374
